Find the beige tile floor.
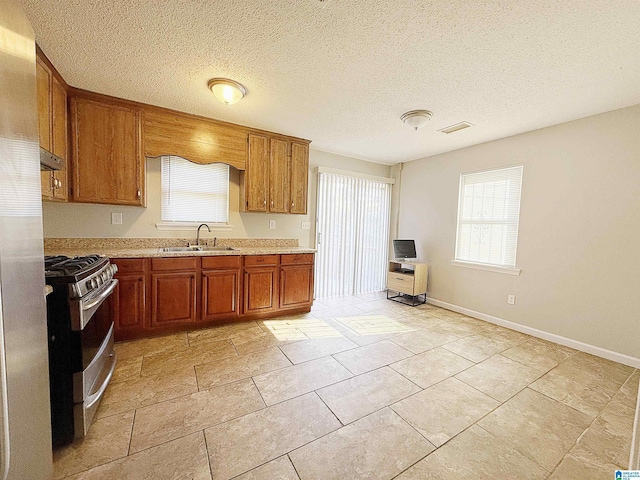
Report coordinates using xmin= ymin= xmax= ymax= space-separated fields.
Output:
xmin=54 ymin=292 xmax=639 ymax=479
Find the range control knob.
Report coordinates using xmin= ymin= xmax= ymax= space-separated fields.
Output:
xmin=90 ymin=278 xmax=99 ymax=289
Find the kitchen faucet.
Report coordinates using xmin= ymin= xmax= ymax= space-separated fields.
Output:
xmin=196 ymin=223 xmax=211 ymax=246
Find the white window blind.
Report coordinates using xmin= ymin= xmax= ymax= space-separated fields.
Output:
xmin=455 ymin=165 xmax=523 ymax=269
xmin=161 ymin=156 xmax=229 ymax=223
xmin=315 ymin=171 xmax=392 ymax=298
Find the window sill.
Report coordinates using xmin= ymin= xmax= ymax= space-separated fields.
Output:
xmin=155 ymin=222 xmax=233 ymax=231
xmin=450 ymin=260 xmax=521 ymax=276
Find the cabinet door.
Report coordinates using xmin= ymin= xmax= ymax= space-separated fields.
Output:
xmin=290 ymin=142 xmax=309 ymax=214
xmin=243 ymin=267 xmax=277 ymax=314
xmin=36 ymin=58 xmax=55 ymax=199
xmin=111 ymin=274 xmax=146 ymax=335
xmin=51 ymin=76 xmax=68 ymax=201
xmin=245 ymin=133 xmax=269 ymax=212
xmin=202 ymin=269 xmax=240 ymax=321
xmin=71 ymin=97 xmax=143 ymax=206
xmin=36 ymin=57 xmax=52 ymax=151
xmin=151 ymin=272 xmax=197 ymax=327
xmin=269 ymin=138 xmax=289 ymax=212
xmin=280 ymin=264 xmax=314 ymax=309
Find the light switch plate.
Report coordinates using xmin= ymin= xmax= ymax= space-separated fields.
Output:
xmin=301 ymin=222 xmax=311 ymax=230
xmin=507 ymin=294 xmax=516 ymax=305
xmin=111 ymin=212 xmax=123 ymax=225
xmin=269 ymin=219 xmax=276 ymax=229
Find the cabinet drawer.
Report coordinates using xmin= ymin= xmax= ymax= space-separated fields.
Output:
xmin=202 ymin=255 xmax=241 ymax=270
xmin=387 ymin=274 xmax=415 ymax=294
xmin=280 ymin=253 xmax=314 ymax=265
xmin=151 ymin=257 xmax=198 ymax=271
xmin=244 ymin=255 xmax=278 ymax=267
xmin=112 ymin=258 xmax=146 ymax=274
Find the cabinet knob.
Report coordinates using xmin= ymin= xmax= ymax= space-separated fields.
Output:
xmin=291 ymin=202 xmax=295 ymax=208
xmin=137 ymin=189 xmax=141 ymax=199
xmin=271 ymin=200 xmax=274 ymax=207
xmin=263 ymin=199 xmax=267 ymax=206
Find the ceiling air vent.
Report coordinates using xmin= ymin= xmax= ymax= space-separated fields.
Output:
xmin=438 ymin=121 xmax=474 ymax=134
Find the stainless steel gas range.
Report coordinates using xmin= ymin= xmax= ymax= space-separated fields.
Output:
xmin=44 ymin=255 xmax=118 ymax=447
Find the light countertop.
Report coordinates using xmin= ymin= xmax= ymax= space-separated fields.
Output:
xmin=44 ymin=246 xmax=315 ymax=259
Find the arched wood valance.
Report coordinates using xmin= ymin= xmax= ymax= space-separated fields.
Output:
xmin=144 ymin=109 xmax=248 ymax=170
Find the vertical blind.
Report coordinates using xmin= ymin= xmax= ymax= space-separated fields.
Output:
xmin=161 ymin=156 xmax=229 ymax=223
xmin=455 ymin=164 xmax=523 ymax=268
xmin=315 ymin=171 xmax=392 ymax=298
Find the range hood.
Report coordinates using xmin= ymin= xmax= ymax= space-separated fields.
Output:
xmin=40 ymin=147 xmax=64 ymax=171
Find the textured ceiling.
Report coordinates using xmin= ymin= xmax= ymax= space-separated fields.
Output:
xmin=18 ymin=0 xmax=640 ymax=164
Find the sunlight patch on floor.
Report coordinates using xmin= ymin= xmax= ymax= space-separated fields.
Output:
xmin=335 ymin=315 xmax=415 ymax=336
xmin=262 ymin=318 xmax=342 ymax=340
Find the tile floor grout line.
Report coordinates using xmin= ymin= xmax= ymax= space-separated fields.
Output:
xmin=201 ymin=427 xmax=216 ymax=479
xmin=251 ymin=376 xmax=269 ymax=407
xmin=314 ymin=388 xmax=346 ymax=427
xmin=286 ymin=453 xmax=303 ymax=480
xmin=126 ymin=408 xmax=138 ymax=456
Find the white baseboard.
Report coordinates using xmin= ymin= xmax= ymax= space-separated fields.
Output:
xmin=426 ymin=297 xmax=640 ymax=369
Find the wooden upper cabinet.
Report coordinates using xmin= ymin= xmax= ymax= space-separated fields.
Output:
xmin=290 ymin=142 xmax=309 ymax=214
xmin=144 ymin=109 xmax=247 ymax=169
xmin=269 ymin=138 xmax=289 ymax=213
xmin=36 ymin=53 xmax=68 ymax=202
xmin=51 ymin=77 xmax=68 ymax=201
xmin=245 ymin=133 xmax=269 ymax=212
xmin=243 ymin=134 xmax=310 ymax=214
xmin=36 ymin=57 xmax=52 ymax=152
xmin=70 ymin=96 xmax=144 ymax=206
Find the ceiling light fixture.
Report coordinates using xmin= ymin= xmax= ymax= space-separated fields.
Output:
xmin=207 ymin=78 xmax=247 ymax=105
xmin=401 ymin=110 xmax=433 ymax=131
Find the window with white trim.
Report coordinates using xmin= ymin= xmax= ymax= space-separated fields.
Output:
xmin=454 ymin=165 xmax=523 ymax=269
xmin=161 ymin=156 xmax=229 ymax=224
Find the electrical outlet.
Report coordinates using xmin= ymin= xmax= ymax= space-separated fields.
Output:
xmin=111 ymin=212 xmax=123 ymax=225
xmin=301 ymin=221 xmax=311 ymax=230
xmin=269 ymin=219 xmax=276 ymax=229
xmin=507 ymin=294 xmax=516 ymax=305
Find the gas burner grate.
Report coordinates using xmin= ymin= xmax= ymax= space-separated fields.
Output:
xmin=45 ymin=255 xmax=104 ymax=276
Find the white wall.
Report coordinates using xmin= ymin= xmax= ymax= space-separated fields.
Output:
xmin=42 ymin=149 xmax=391 ymax=248
xmin=398 ymin=104 xmax=640 ymax=359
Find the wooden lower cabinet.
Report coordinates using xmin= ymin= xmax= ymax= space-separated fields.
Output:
xmin=201 ymin=256 xmax=242 ymax=321
xmin=111 ymin=258 xmax=149 ymax=338
xmin=110 ymin=254 xmax=313 ymax=340
xmin=112 ymin=274 xmax=146 ymax=332
xmin=243 ymin=267 xmax=278 ymax=314
xmin=280 ymin=264 xmax=314 ymax=309
xmin=151 ymin=272 xmax=197 ymax=327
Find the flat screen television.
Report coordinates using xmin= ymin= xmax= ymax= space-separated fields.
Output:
xmin=393 ymin=239 xmax=417 ymax=260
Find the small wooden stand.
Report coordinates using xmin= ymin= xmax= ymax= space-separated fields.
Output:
xmin=386 ymin=260 xmax=428 ymax=306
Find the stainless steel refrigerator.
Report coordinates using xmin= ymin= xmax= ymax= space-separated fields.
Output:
xmin=0 ymin=1 xmax=54 ymax=478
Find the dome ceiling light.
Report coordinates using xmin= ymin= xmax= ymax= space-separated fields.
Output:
xmin=208 ymin=78 xmax=247 ymax=105
xmin=401 ymin=110 xmax=433 ymax=131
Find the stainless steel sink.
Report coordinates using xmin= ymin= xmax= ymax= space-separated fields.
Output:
xmin=158 ymin=246 xmax=236 ymax=252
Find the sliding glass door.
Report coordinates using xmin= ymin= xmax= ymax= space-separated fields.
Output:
xmin=315 ymin=170 xmax=392 ymax=298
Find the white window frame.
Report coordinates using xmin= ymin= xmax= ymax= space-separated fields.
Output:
xmin=451 ymin=164 xmax=523 ymax=275
xmin=155 ymin=156 xmax=233 ymax=231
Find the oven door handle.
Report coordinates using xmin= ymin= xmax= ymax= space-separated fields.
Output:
xmin=85 ymin=352 xmax=116 ymax=410
xmin=82 ymin=280 xmax=118 ymax=312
